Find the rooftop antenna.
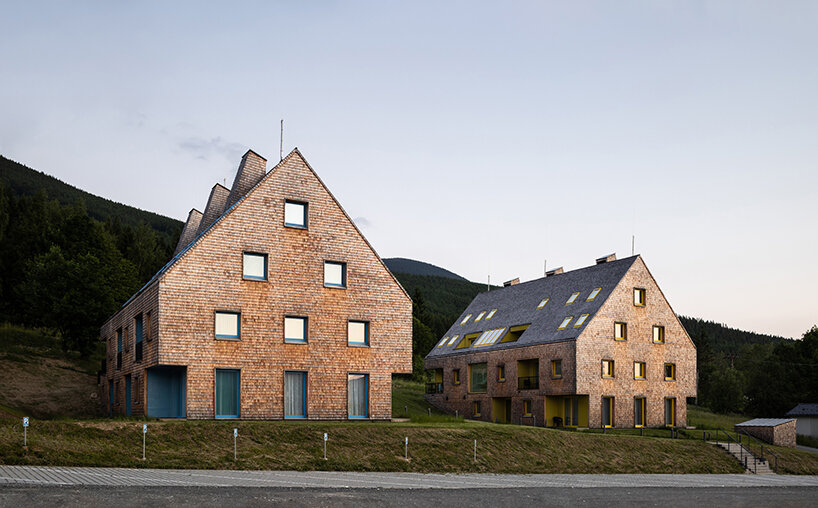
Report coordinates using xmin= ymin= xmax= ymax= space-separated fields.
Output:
xmin=632 ymin=235 xmax=635 ymax=256
xmin=280 ymin=119 xmax=284 ymax=161
xmin=543 ymin=259 xmax=547 ymax=277
xmin=487 ymin=274 xmax=490 ymax=292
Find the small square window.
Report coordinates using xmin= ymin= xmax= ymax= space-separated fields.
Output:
xmin=602 ymin=359 xmax=614 ymax=378
xmin=284 ymin=316 xmax=307 ymax=343
xmin=473 ymin=400 xmax=481 ymax=417
xmin=453 ymin=369 xmax=461 ymax=385
xmin=614 ymin=322 xmax=627 ymax=341
xmin=573 ymin=314 xmax=589 ymax=328
xmin=324 ymin=261 xmax=346 ymax=288
xmin=497 ymin=364 xmax=505 ymax=381
xmin=485 ymin=309 xmax=497 ymax=320
xmin=475 ymin=311 xmax=486 ymax=322
xmin=558 ymin=316 xmax=573 ymax=330
xmin=587 ymin=288 xmax=601 ymax=301
xmin=460 ymin=314 xmax=472 ymax=325
xmin=348 ymin=320 xmax=369 ymax=346
xmin=552 ymin=359 xmax=562 ymax=378
xmin=215 ymin=311 xmax=240 ymax=339
xmin=664 ymin=363 xmax=676 ymax=381
xmin=242 ymin=252 xmax=267 ymax=280
xmin=634 ymin=361 xmax=646 ymax=380
xmin=523 ymin=400 xmax=532 ymax=416
xmin=284 ymin=200 xmax=307 ymax=228
xmin=634 ymin=288 xmax=646 ymax=306
xmin=566 ymin=292 xmax=580 ymax=305
xmin=653 ymin=325 xmax=665 ymax=343
xmin=537 ymin=298 xmax=549 ymax=309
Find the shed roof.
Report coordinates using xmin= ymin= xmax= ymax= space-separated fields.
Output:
xmin=735 ymin=418 xmax=795 ymax=427
xmin=425 ymin=255 xmax=639 ymax=358
xmin=786 ymin=403 xmax=818 ymax=416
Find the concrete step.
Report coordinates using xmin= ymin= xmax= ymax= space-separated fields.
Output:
xmin=711 ymin=442 xmax=775 ymax=474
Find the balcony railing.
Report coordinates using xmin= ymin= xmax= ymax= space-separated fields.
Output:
xmin=425 ymin=382 xmax=444 ymax=394
xmin=518 ymin=376 xmax=539 ymax=390
xmin=135 ymin=341 xmax=143 ymax=362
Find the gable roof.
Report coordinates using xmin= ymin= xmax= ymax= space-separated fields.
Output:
xmin=735 ymin=418 xmax=795 ymax=427
xmin=786 ymin=403 xmax=818 ymax=416
xmin=426 ymin=256 xmax=639 ymax=358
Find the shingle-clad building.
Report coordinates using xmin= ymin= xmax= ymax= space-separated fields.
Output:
xmin=101 ymin=149 xmax=412 ymax=419
xmin=424 ymin=254 xmax=696 ymax=429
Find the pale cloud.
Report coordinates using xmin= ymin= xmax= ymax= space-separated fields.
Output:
xmin=177 ymin=136 xmax=246 ymax=162
xmin=353 ymin=216 xmax=372 ymax=229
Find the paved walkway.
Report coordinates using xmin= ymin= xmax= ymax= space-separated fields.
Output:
xmin=1 ymin=466 xmax=818 ymax=488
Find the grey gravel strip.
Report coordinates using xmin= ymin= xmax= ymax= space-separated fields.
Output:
xmin=1 ymin=466 xmax=818 ymax=488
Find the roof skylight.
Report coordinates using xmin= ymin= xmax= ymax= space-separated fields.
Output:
xmin=460 ymin=314 xmax=472 ymax=325
xmin=437 ymin=337 xmax=449 ymax=347
xmin=475 ymin=311 xmax=486 ymax=322
xmin=447 ymin=335 xmax=459 ymax=345
xmin=587 ymin=288 xmax=601 ymax=301
xmin=558 ymin=316 xmax=573 ymax=330
xmin=473 ymin=328 xmax=506 ymax=347
xmin=537 ymin=298 xmax=549 ymax=309
xmin=566 ymin=292 xmax=580 ymax=305
xmin=485 ymin=309 xmax=497 ymax=320
xmin=573 ymin=314 xmax=589 ymax=328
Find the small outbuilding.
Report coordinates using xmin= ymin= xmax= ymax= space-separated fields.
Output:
xmin=785 ymin=403 xmax=818 ymax=439
xmin=734 ymin=418 xmax=796 ymax=448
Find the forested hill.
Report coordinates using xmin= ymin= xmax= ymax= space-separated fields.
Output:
xmin=0 ymin=155 xmax=182 ymax=244
xmin=383 ymin=258 xmax=467 ymax=280
xmin=678 ymin=316 xmax=789 ymax=353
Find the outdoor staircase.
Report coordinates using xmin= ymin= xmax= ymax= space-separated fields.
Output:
xmin=714 ymin=442 xmax=774 ymax=474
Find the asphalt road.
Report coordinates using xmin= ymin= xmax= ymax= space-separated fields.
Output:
xmin=2 ymin=486 xmax=818 ymax=507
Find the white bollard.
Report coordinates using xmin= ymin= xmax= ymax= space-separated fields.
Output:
xmin=22 ymin=417 xmax=29 ymax=448
xmin=142 ymin=424 xmax=147 ymax=460
xmin=323 ymin=432 xmax=328 ymax=460
xmin=474 ymin=439 xmax=477 ymax=462
xmin=405 ymin=436 xmax=409 ymax=460
xmin=234 ymin=428 xmax=238 ymax=461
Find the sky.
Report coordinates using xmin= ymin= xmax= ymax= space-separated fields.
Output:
xmin=1 ymin=1 xmax=816 ymax=339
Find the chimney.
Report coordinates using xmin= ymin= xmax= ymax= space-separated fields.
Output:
xmin=503 ymin=278 xmax=520 ymax=287
xmin=545 ymin=267 xmax=564 ymax=277
xmin=596 ymin=253 xmax=617 ymax=264
xmin=196 ymin=183 xmax=230 ymax=237
xmin=173 ymin=208 xmax=203 ymax=255
xmin=224 ymin=150 xmax=267 ymax=211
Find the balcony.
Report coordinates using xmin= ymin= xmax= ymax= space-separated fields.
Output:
xmin=518 ymin=376 xmax=539 ymax=390
xmin=425 ymin=382 xmax=444 ymax=394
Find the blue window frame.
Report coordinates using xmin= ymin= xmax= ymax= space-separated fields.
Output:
xmin=117 ymin=329 xmax=123 ymax=353
xmin=215 ymin=369 xmax=240 ymax=418
xmin=284 ymin=371 xmax=307 ymax=418
xmin=348 ymin=373 xmax=369 ymax=419
xmin=242 ymin=252 xmax=268 ymax=280
xmin=347 ymin=320 xmax=369 ymax=346
xmin=284 ymin=316 xmax=308 ymax=344
xmin=215 ymin=311 xmax=240 ymax=339
xmin=324 ymin=261 xmax=346 ymax=288
xmin=284 ymin=200 xmax=308 ymax=228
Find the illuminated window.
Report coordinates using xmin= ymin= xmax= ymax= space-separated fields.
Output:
xmin=558 ymin=316 xmax=573 ymax=330
xmin=523 ymin=400 xmax=532 ymax=416
xmin=634 ymin=288 xmax=646 ymax=306
xmin=566 ymin=292 xmax=580 ymax=305
xmin=537 ymin=298 xmax=549 ymax=309
xmin=586 ymin=288 xmax=601 ymax=301
xmin=474 ymin=311 xmax=486 ymax=322
xmin=653 ymin=325 xmax=665 ymax=343
xmin=634 ymin=361 xmax=646 ymax=380
xmin=614 ymin=322 xmax=627 ymax=341
xmin=473 ymin=400 xmax=481 ymax=417
xmin=497 ymin=364 xmax=505 ymax=381
xmin=602 ymin=359 xmax=614 ymax=378
xmin=634 ymin=397 xmax=646 ymax=428
xmin=460 ymin=314 xmax=472 ymax=325
xmin=551 ymin=359 xmax=562 ymax=378
xmin=573 ymin=314 xmax=589 ymax=328
xmin=485 ymin=309 xmax=497 ymax=320
xmin=664 ymin=363 xmax=676 ymax=381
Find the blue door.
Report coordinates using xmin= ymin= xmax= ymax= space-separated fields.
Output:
xmin=125 ymin=375 xmax=132 ymax=416
xmin=109 ymin=381 xmax=113 ymax=417
xmin=147 ymin=366 xmax=187 ymax=418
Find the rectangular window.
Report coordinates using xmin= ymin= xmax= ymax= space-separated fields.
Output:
xmin=469 ymin=363 xmax=487 ymax=393
xmin=242 ymin=252 xmax=267 ymax=280
xmin=215 ymin=369 xmax=240 ymax=418
xmin=552 ymin=359 xmax=562 ymax=378
xmin=614 ymin=322 xmax=627 ymax=341
xmin=602 ymin=359 xmax=614 ymax=378
xmin=284 ymin=200 xmax=307 ymax=228
xmin=634 ymin=397 xmax=646 ymax=428
xmin=215 ymin=311 xmax=240 ymax=339
xmin=587 ymin=288 xmax=601 ymax=301
xmin=566 ymin=292 xmax=580 ymax=305
xmin=348 ymin=373 xmax=368 ymax=419
xmin=558 ymin=316 xmax=573 ymax=330
xmin=284 ymin=316 xmax=307 ymax=343
xmin=634 ymin=361 xmax=646 ymax=380
xmin=523 ymin=400 xmax=532 ymax=416
xmin=145 ymin=311 xmax=152 ymax=341
xmin=653 ymin=325 xmax=665 ymax=343
xmin=473 ymin=400 xmax=481 ymax=417
xmin=453 ymin=369 xmax=460 ymax=385
xmin=460 ymin=314 xmax=472 ymax=325
xmin=665 ymin=398 xmax=676 ymax=427
xmin=573 ymin=314 xmax=589 ymax=328
xmin=497 ymin=364 xmax=505 ymax=381
xmin=324 ymin=261 xmax=346 ymax=288
xmin=475 ymin=311 xmax=486 ymax=322
xmin=485 ymin=309 xmax=497 ymax=320
xmin=348 ymin=320 xmax=369 ymax=346
xmin=134 ymin=314 xmax=143 ymax=362
xmin=116 ymin=329 xmax=122 ymax=370
xmin=564 ymin=397 xmax=579 ymax=426
xmin=602 ymin=396 xmax=614 ymax=428
xmin=664 ymin=363 xmax=676 ymax=381
xmin=447 ymin=335 xmax=459 ymax=346
xmin=634 ymin=288 xmax=646 ymax=306
xmin=537 ymin=298 xmax=549 ymax=309
xmin=284 ymin=371 xmax=307 ymax=418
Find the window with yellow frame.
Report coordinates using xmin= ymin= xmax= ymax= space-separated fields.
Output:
xmin=664 ymin=397 xmax=676 ymax=427
xmin=634 ymin=397 xmax=646 ymax=428
xmin=602 ymin=359 xmax=614 ymax=378
xmin=664 ymin=363 xmax=676 ymax=381
xmin=614 ymin=322 xmax=627 ymax=340
xmin=551 ymin=359 xmax=562 ymax=378
xmin=537 ymin=298 xmax=549 ymax=309
xmin=460 ymin=313 xmax=472 ymax=325
xmin=523 ymin=400 xmax=532 ymax=417
xmin=602 ymin=396 xmax=614 ymax=428
xmin=558 ymin=316 xmax=573 ymax=330
xmin=633 ymin=361 xmax=646 ymax=380
xmin=586 ymin=287 xmax=601 ymax=301
xmin=653 ymin=325 xmax=665 ymax=343
xmin=634 ymin=288 xmax=646 ymax=306
xmin=566 ymin=292 xmax=580 ymax=305
xmin=473 ymin=400 xmax=481 ymax=417
xmin=573 ymin=314 xmax=589 ymax=328
xmin=485 ymin=309 xmax=497 ymax=320
xmin=452 ymin=369 xmax=460 ymax=385
xmin=497 ymin=364 xmax=505 ymax=382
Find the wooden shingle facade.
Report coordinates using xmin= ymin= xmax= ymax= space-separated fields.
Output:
xmin=101 ymin=149 xmax=412 ymax=419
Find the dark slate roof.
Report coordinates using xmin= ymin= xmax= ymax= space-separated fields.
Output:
xmin=786 ymin=403 xmax=818 ymax=416
xmin=735 ymin=418 xmax=795 ymax=427
xmin=426 ymin=256 xmax=639 ymax=358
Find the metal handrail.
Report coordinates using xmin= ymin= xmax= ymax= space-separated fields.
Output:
xmin=517 ymin=376 xmax=539 ymax=390
xmin=737 ymin=429 xmax=780 ymax=473
xmin=714 ymin=428 xmax=761 ymax=474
